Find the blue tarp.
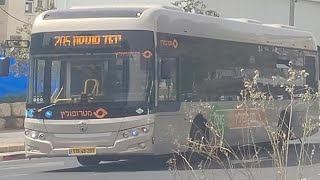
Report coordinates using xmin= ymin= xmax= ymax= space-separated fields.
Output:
xmin=0 ymin=54 xmax=27 ymax=98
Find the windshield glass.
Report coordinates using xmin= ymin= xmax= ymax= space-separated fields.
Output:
xmin=28 ymin=30 xmax=154 ymax=105
xmin=28 ymin=53 xmax=153 ymax=104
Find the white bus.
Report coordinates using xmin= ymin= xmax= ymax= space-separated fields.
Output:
xmin=24 ymin=5 xmax=319 ymax=166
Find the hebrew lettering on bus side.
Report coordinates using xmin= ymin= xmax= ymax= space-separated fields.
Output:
xmin=60 ymin=110 xmax=97 ymax=119
xmin=61 ymin=111 xmax=70 ymax=119
xmin=71 ymin=111 xmax=78 ymax=117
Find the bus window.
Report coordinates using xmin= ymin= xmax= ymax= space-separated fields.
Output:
xmin=50 ymin=61 xmax=62 ymax=101
xmin=70 ymin=61 xmax=103 ymax=96
xmin=32 ymin=60 xmax=45 ymax=103
xmin=174 ymin=36 xmax=314 ymax=102
xmin=305 ymin=56 xmax=317 ymax=91
xmin=159 ymin=57 xmax=178 ymax=101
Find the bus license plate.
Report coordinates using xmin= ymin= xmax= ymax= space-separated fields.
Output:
xmin=68 ymin=148 xmax=96 ymax=156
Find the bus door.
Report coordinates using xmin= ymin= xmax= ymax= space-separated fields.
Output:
xmin=154 ymin=57 xmax=190 ymax=154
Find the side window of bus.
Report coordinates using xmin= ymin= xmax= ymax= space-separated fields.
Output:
xmin=305 ymin=56 xmax=317 ymax=91
xmin=159 ymin=57 xmax=178 ymax=101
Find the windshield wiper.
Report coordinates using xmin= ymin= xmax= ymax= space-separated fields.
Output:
xmin=52 ymin=87 xmax=64 ymax=103
xmin=36 ymin=103 xmax=56 ymax=113
xmin=36 ymin=87 xmax=64 ymax=113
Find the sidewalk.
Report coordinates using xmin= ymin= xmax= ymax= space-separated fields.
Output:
xmin=0 ymin=130 xmax=25 ymax=161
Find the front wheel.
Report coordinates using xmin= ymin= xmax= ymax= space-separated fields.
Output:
xmin=77 ymin=156 xmax=101 ymax=166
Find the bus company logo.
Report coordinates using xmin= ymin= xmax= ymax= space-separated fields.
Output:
xmin=93 ymin=108 xmax=108 ymax=119
xmin=60 ymin=108 xmax=108 ymax=119
xmin=160 ymin=39 xmax=178 ymax=49
xmin=142 ymin=50 xmax=153 ymax=59
xmin=115 ymin=51 xmax=152 ymax=59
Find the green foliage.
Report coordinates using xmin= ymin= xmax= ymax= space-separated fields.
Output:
xmin=172 ymin=0 xmax=220 ymax=17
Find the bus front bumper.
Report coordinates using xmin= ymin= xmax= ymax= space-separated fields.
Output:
xmin=25 ymin=125 xmax=155 ymax=158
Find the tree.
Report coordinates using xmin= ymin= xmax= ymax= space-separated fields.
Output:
xmin=172 ymin=0 xmax=220 ymax=17
xmin=9 ymin=4 xmax=56 ymax=75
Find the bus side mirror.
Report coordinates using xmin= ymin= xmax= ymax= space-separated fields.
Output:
xmin=0 ymin=57 xmax=10 ymax=76
xmin=160 ymin=59 xmax=176 ymax=79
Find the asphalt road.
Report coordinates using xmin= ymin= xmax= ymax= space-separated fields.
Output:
xmin=0 ymin=146 xmax=319 ymax=180
xmin=0 ymin=130 xmax=319 ymax=180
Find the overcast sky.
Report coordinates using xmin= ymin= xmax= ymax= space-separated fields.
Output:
xmin=56 ymin=0 xmax=174 ymax=9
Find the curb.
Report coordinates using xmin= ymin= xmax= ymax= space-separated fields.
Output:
xmin=0 ymin=151 xmax=26 ymax=162
xmin=0 ymin=145 xmax=25 ymax=153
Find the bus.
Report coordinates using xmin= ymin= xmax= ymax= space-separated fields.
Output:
xmin=23 ymin=5 xmax=319 ymax=166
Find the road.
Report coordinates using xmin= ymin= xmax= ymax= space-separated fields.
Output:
xmin=0 ymin=145 xmax=319 ymax=180
xmin=0 ymin=130 xmax=319 ymax=180
xmin=0 ymin=151 xmax=319 ymax=180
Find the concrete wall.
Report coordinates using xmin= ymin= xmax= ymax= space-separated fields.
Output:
xmin=0 ymin=102 xmax=25 ymax=130
xmin=204 ymin=0 xmax=320 ymax=45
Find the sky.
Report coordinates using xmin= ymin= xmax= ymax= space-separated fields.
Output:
xmin=56 ymin=0 xmax=174 ymax=9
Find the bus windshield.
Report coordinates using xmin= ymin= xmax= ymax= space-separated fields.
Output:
xmin=29 ymin=53 xmax=153 ymax=104
xmin=28 ymin=30 xmax=154 ymax=105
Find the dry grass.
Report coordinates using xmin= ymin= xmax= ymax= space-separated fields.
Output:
xmin=168 ymin=66 xmax=319 ymax=180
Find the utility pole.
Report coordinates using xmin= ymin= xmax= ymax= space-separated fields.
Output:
xmin=289 ymin=0 xmax=295 ymax=26
xmin=1 ymin=42 xmax=6 ymax=57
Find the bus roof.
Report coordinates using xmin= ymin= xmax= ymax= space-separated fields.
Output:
xmin=32 ymin=5 xmax=317 ymax=51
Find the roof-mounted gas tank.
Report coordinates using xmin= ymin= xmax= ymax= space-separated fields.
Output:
xmin=41 ymin=4 xmax=181 ymax=20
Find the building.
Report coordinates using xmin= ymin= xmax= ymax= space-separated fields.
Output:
xmin=204 ymin=0 xmax=320 ymax=46
xmin=0 ymin=0 xmax=55 ymax=43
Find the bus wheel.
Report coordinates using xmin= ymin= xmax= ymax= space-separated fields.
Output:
xmin=190 ymin=117 xmax=210 ymax=145
xmin=77 ymin=156 xmax=101 ymax=166
xmin=185 ymin=117 xmax=211 ymax=168
xmin=189 ymin=116 xmax=210 ymax=154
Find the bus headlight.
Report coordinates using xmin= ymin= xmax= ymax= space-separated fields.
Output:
xmin=141 ymin=127 xmax=149 ymax=133
xmin=123 ymin=132 xmax=129 ymax=138
xmin=31 ymin=131 xmax=37 ymax=139
xmin=38 ymin=133 xmax=45 ymax=140
xmin=26 ymin=130 xmax=46 ymax=140
xmin=120 ymin=125 xmax=152 ymax=139
xmin=131 ymin=129 xmax=139 ymax=136
xmin=25 ymin=129 xmax=30 ymax=136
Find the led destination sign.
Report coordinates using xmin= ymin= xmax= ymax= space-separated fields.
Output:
xmin=54 ymin=35 xmax=123 ymax=47
xmin=30 ymin=30 xmax=155 ymax=54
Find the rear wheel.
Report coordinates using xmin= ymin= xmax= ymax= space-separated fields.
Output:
xmin=186 ymin=117 xmax=211 ymax=167
xmin=190 ymin=119 xmax=210 ymax=147
xmin=77 ymin=156 xmax=101 ymax=166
